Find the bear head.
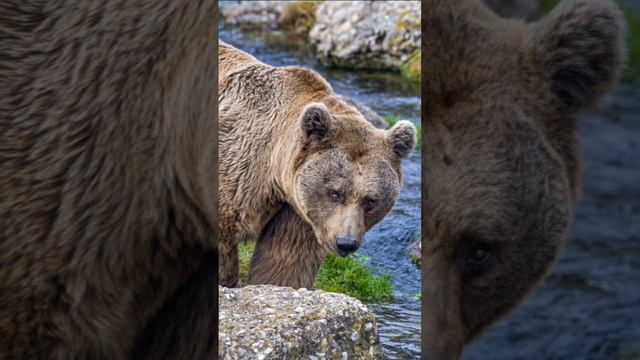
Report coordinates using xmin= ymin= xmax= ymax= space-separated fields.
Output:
xmin=291 ymin=101 xmax=416 ymax=257
xmin=422 ymin=0 xmax=625 ymax=358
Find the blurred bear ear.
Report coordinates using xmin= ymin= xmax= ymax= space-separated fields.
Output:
xmin=387 ymin=120 xmax=416 ymax=159
xmin=531 ymin=0 xmax=626 ymax=112
xmin=299 ymin=102 xmax=335 ymax=143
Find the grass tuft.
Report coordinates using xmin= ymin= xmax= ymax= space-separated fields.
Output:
xmin=538 ymin=0 xmax=560 ymax=16
xmin=238 ymin=242 xmax=255 ymax=286
xmin=623 ymin=4 xmax=640 ymax=84
xmin=313 ymin=253 xmax=394 ymax=303
xmin=237 ymin=242 xmax=394 ymax=303
xmin=621 ymin=346 xmax=640 ymax=360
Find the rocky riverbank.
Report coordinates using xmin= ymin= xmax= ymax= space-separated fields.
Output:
xmin=309 ymin=1 xmax=420 ymax=73
xmin=219 ymin=285 xmax=383 ymax=359
xmin=219 ymin=1 xmax=420 ymax=77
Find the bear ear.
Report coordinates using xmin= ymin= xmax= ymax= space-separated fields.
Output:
xmin=299 ymin=102 xmax=335 ymax=143
xmin=531 ymin=0 xmax=626 ymax=112
xmin=387 ymin=120 xmax=417 ymax=159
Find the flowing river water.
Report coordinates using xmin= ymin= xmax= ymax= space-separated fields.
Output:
xmin=219 ymin=23 xmax=423 ymax=359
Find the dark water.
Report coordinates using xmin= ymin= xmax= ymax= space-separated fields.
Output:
xmin=464 ymin=85 xmax=640 ymax=360
xmin=219 ymin=23 xmax=422 ymax=359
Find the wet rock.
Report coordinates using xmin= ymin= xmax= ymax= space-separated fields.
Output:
xmin=219 ymin=285 xmax=383 ymax=359
xmin=336 ymin=95 xmax=388 ymax=129
xmin=483 ymin=0 xmax=539 ymax=20
xmin=408 ymin=235 xmax=421 ymax=266
xmin=309 ymin=1 xmax=420 ymax=71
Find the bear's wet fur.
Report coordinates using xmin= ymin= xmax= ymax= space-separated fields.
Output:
xmin=218 ymin=42 xmax=416 ymax=289
xmin=0 ymin=1 xmax=218 ymax=358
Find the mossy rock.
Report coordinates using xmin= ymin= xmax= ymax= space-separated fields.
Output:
xmin=279 ymin=1 xmax=319 ymax=35
xmin=400 ymin=49 xmax=421 ymax=85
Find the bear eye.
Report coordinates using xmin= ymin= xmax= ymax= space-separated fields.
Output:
xmin=468 ymin=248 xmax=490 ymax=265
xmin=363 ymin=198 xmax=377 ymax=212
xmin=329 ymin=190 xmax=343 ymax=204
xmin=460 ymin=238 xmax=493 ymax=278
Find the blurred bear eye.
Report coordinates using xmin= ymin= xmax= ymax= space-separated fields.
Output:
xmin=460 ymin=239 xmax=493 ymax=277
xmin=329 ymin=190 xmax=343 ymax=203
xmin=468 ymin=248 xmax=490 ymax=265
xmin=363 ymin=198 xmax=377 ymax=212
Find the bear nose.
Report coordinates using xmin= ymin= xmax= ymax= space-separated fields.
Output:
xmin=336 ymin=236 xmax=359 ymax=257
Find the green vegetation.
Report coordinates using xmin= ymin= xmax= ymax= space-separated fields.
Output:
xmin=538 ymin=0 xmax=560 ymax=16
xmin=280 ymin=1 xmax=319 ymax=35
xmin=538 ymin=0 xmax=640 ymax=84
xmin=621 ymin=346 xmax=640 ymax=360
xmin=238 ymin=242 xmax=255 ymax=286
xmin=384 ymin=114 xmax=422 ymax=149
xmin=237 ymin=242 xmax=395 ymax=303
xmin=624 ymin=4 xmax=640 ymax=84
xmin=314 ymin=253 xmax=394 ymax=303
xmin=400 ymin=49 xmax=421 ymax=85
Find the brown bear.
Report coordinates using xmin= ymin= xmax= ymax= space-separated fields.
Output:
xmin=422 ymin=0 xmax=625 ymax=358
xmin=218 ymin=41 xmax=417 ymax=289
xmin=0 ymin=1 xmax=217 ymax=359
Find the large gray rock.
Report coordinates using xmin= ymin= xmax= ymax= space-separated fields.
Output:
xmin=219 ymin=285 xmax=383 ymax=359
xmin=219 ymin=1 xmax=286 ymax=27
xmin=309 ymin=1 xmax=421 ymax=71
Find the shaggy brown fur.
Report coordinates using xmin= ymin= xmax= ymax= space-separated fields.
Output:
xmin=218 ymin=42 xmax=416 ymax=288
xmin=248 ymin=204 xmax=323 ymax=288
xmin=0 ymin=1 xmax=217 ymax=359
xmin=422 ymin=0 xmax=625 ymax=358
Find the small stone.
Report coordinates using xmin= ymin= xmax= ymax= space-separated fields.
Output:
xmin=351 ymin=332 xmax=360 ymax=342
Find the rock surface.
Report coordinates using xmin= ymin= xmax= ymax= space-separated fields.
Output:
xmin=219 ymin=1 xmax=285 ymax=28
xmin=309 ymin=1 xmax=420 ymax=71
xmin=219 ymin=285 xmax=383 ymax=359
xmin=407 ymin=236 xmax=421 ymax=266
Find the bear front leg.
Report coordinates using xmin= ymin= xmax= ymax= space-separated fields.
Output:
xmin=131 ymin=250 xmax=217 ymax=359
xmin=249 ymin=204 xmax=326 ymax=289
xmin=218 ymin=219 xmax=240 ymax=287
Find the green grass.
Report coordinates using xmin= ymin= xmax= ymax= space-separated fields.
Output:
xmin=384 ymin=114 xmax=422 ymax=149
xmin=623 ymin=4 xmax=640 ymax=84
xmin=237 ymin=242 xmax=395 ymax=303
xmin=537 ymin=0 xmax=640 ymax=84
xmin=620 ymin=346 xmax=640 ymax=360
xmin=313 ymin=253 xmax=394 ymax=303
xmin=538 ymin=0 xmax=561 ymax=16
xmin=238 ymin=242 xmax=255 ymax=286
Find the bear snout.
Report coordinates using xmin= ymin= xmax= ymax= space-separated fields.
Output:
xmin=336 ymin=236 xmax=359 ymax=257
